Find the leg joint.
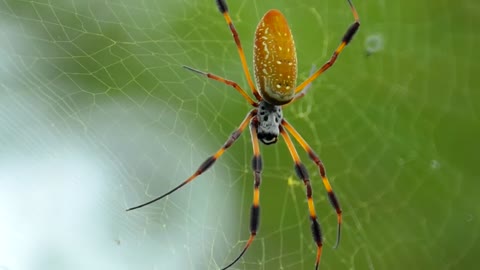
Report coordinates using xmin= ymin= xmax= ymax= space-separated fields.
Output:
xmin=198 ymin=156 xmax=216 ymax=173
xmin=216 ymin=0 xmax=228 ymax=13
xmin=251 ymin=155 xmax=263 ymax=173
xmin=250 ymin=205 xmax=260 ymax=232
xmin=311 ymin=219 xmax=323 ymax=245
xmin=294 ymin=163 xmax=309 ymax=180
xmin=343 ymin=22 xmax=360 ymax=44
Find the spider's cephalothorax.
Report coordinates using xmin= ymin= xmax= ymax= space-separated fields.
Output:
xmin=257 ymin=100 xmax=283 ymax=145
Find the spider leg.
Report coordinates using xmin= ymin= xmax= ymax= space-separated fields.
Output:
xmin=215 ymin=0 xmax=262 ymax=101
xmin=282 ymin=65 xmax=316 ymax=106
xmin=292 ymin=64 xmax=317 ymax=102
xmin=126 ymin=109 xmax=257 ymax=212
xmin=279 ymin=125 xmax=323 ymax=270
xmin=293 ymin=0 xmax=360 ymax=97
xmin=282 ymin=119 xmax=342 ymax=248
xmin=183 ymin=65 xmax=258 ymax=106
xmin=222 ymin=118 xmax=262 ymax=270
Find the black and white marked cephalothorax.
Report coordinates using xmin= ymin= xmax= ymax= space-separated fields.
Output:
xmin=257 ymin=100 xmax=283 ymax=145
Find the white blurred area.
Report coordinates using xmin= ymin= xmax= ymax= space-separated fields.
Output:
xmin=0 ymin=91 xmax=236 ymax=270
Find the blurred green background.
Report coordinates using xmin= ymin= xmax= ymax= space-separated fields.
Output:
xmin=1 ymin=0 xmax=479 ymax=269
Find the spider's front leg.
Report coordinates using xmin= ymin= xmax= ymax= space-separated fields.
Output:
xmin=292 ymin=0 xmax=360 ymax=101
xmin=215 ymin=0 xmax=261 ymax=100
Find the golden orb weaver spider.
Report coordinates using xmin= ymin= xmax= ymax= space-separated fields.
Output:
xmin=127 ymin=0 xmax=360 ymax=269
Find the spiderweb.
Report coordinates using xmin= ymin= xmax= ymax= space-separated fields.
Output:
xmin=1 ymin=0 xmax=479 ymax=269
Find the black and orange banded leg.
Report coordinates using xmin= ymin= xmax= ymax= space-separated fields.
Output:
xmin=290 ymin=65 xmax=317 ymax=103
xmin=182 ymin=65 xmax=258 ymax=107
xmin=279 ymin=125 xmax=323 ymax=270
xmin=126 ymin=109 xmax=257 ymax=212
xmin=294 ymin=0 xmax=360 ymax=95
xmin=215 ymin=0 xmax=262 ymax=101
xmin=282 ymin=119 xmax=342 ymax=248
xmin=222 ymin=119 xmax=262 ymax=270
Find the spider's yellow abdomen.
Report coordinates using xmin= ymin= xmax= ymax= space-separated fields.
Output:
xmin=254 ymin=10 xmax=297 ymax=105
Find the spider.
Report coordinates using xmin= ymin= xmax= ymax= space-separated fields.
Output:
xmin=127 ymin=0 xmax=360 ymax=269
